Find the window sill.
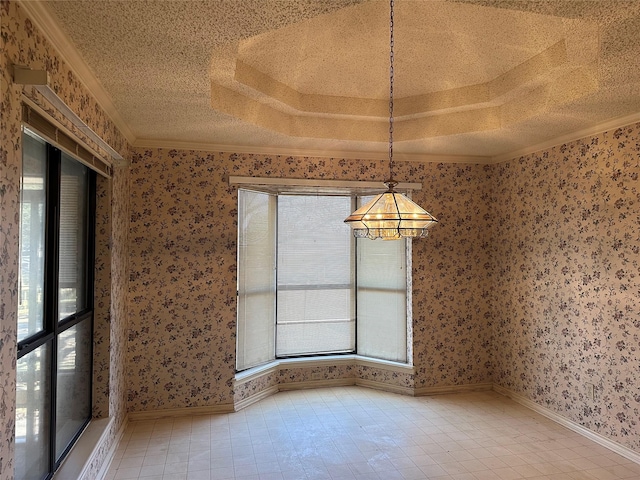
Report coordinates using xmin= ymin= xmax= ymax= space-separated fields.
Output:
xmin=54 ymin=417 xmax=111 ymax=479
xmin=235 ymin=354 xmax=414 ymax=384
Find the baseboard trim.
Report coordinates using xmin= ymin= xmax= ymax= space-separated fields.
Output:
xmin=278 ymin=378 xmax=356 ymax=391
xmin=234 ymin=386 xmax=279 ymax=411
xmin=94 ymin=415 xmax=128 ymax=480
xmin=414 ymin=383 xmax=493 ymax=397
xmin=356 ymin=378 xmax=415 ymax=396
xmin=128 ymin=403 xmax=234 ymax=421
xmin=493 ymin=385 xmax=640 ymax=465
xmin=233 ymin=356 xmax=418 ymax=411
xmin=234 ymin=377 xmax=417 ymax=410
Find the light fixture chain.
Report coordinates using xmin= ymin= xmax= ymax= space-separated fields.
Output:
xmin=344 ymin=0 xmax=438 ymax=239
xmin=388 ymin=0 xmax=395 ymax=181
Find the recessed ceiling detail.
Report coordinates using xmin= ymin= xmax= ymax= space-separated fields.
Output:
xmin=214 ymin=36 xmax=600 ymax=141
xmin=36 ymin=0 xmax=640 ymax=159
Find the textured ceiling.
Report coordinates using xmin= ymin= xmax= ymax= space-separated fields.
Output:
xmin=33 ymin=0 xmax=640 ymax=161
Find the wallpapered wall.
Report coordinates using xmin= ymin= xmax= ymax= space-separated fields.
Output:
xmin=2 ymin=1 xmax=639 ymax=478
xmin=0 ymin=8 xmax=20 ymax=476
xmin=126 ymin=132 xmax=639 ymax=453
xmin=127 ymin=149 xmax=494 ymax=411
xmin=492 ymin=123 xmax=640 ymax=452
xmin=1 ymin=2 xmax=130 ymax=479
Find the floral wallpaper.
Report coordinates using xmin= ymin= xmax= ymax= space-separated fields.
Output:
xmin=1 ymin=2 xmax=130 ymax=479
xmin=412 ymin=162 xmax=494 ymax=388
xmin=127 ymin=147 xmax=494 ymax=412
xmin=127 ymin=131 xmax=639 ymax=455
xmin=0 ymin=3 xmax=21 ymax=475
xmin=492 ymin=122 xmax=640 ymax=452
xmin=127 ymin=148 xmax=237 ymax=411
xmin=108 ymin=163 xmax=131 ymax=428
xmin=3 ymin=3 xmax=639 ymax=480
xmin=93 ymin=174 xmax=113 ymax=418
xmin=81 ymin=165 xmax=131 ymax=480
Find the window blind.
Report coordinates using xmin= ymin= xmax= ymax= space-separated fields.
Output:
xmin=236 ymin=188 xmax=411 ymax=371
xmin=276 ymin=195 xmax=355 ymax=356
xmin=58 ymin=153 xmax=89 ymax=319
xmin=236 ymin=190 xmax=276 ymax=370
xmin=356 ymin=229 xmax=408 ymax=362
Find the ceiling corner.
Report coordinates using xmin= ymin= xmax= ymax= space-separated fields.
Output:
xmin=17 ymin=0 xmax=137 ymax=145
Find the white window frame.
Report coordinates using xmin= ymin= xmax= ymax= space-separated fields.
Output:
xmin=233 ymin=177 xmax=418 ymax=371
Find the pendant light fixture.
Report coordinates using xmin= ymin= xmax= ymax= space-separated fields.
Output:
xmin=344 ymin=0 xmax=438 ymax=240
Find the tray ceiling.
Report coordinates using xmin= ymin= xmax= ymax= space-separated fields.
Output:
xmin=26 ymin=0 xmax=640 ymax=161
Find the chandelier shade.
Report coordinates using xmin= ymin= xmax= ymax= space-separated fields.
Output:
xmin=344 ymin=181 xmax=438 ymax=240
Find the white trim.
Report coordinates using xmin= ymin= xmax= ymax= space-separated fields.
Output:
xmin=94 ymin=416 xmax=129 ymax=480
xmin=356 ymin=378 xmax=415 ymax=396
xmin=234 ymin=386 xmax=279 ymax=412
xmin=491 ymin=112 xmax=640 ymax=164
xmin=352 ymin=355 xmax=415 ymax=373
xmin=405 ymin=237 xmax=413 ymax=365
xmin=229 ymin=176 xmax=422 ymax=191
xmin=235 ymin=377 xmax=413 ymax=406
xmin=16 ymin=73 xmax=122 ymax=165
xmin=235 ymin=362 xmax=279 ymax=384
xmin=493 ymin=385 xmax=640 ymax=466
xmin=16 ymin=1 xmax=136 ymax=144
xmin=277 ymin=354 xmax=414 ymax=372
xmin=133 ymin=139 xmax=488 ymax=164
xmin=54 ymin=417 xmax=112 ymax=480
xmin=14 ymin=0 xmax=640 ymax=165
xmin=127 ymin=404 xmax=234 ymax=421
xmin=111 ymin=116 xmax=640 ymax=166
xmin=265 ymin=356 xmax=334 ymax=372
xmin=278 ymin=378 xmax=356 ymax=391
xmin=235 ymin=355 xmax=415 ymax=384
xmin=32 ymin=85 xmax=124 ymax=162
xmin=233 ymin=356 xmax=416 ymax=410
xmin=414 ymin=383 xmax=494 ymax=397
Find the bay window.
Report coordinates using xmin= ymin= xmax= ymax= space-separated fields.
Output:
xmin=236 ymin=185 xmax=410 ymax=371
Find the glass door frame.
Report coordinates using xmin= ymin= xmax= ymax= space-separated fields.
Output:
xmin=17 ymin=130 xmax=96 ymax=479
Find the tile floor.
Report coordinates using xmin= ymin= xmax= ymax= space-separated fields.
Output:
xmin=105 ymin=387 xmax=640 ymax=480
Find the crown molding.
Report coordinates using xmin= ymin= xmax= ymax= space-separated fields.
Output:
xmin=491 ymin=111 xmax=640 ymax=164
xmin=132 ymin=138 xmax=489 ymax=164
xmin=17 ymin=0 xmax=137 ymax=145
xmin=19 ymin=0 xmax=639 ymax=166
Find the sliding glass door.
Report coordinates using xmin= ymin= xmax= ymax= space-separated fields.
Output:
xmin=16 ymin=130 xmax=95 ymax=479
